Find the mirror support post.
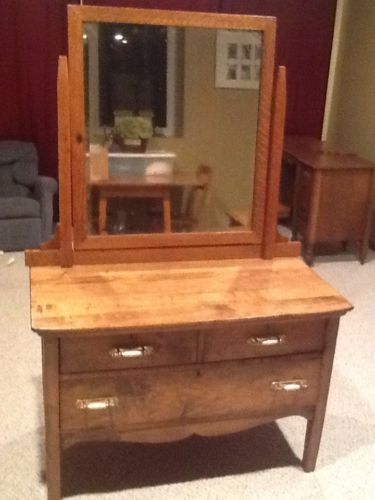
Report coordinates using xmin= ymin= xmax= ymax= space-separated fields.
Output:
xmin=57 ymin=56 xmax=74 ymax=267
xmin=262 ymin=66 xmax=301 ymax=259
xmin=263 ymin=66 xmax=287 ymax=258
xmin=263 ymin=66 xmax=285 ymax=258
xmin=25 ymin=56 xmax=75 ymax=267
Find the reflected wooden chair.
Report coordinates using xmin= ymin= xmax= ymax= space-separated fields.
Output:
xmin=88 ymin=145 xmax=109 ymax=233
xmin=172 ymin=165 xmax=212 ymax=232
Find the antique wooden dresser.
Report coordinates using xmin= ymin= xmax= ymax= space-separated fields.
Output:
xmin=27 ymin=6 xmax=352 ymax=500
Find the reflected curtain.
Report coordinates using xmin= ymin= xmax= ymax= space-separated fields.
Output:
xmin=219 ymin=0 xmax=337 ymax=137
xmin=0 ymin=0 xmax=68 ymax=177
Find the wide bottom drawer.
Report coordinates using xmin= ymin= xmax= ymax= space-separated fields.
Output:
xmin=60 ymin=354 xmax=321 ymax=433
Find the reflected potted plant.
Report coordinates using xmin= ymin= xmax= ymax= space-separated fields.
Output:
xmin=112 ymin=111 xmax=154 ymax=152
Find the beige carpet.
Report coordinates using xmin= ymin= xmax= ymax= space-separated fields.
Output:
xmin=1 ymin=251 xmax=375 ymax=500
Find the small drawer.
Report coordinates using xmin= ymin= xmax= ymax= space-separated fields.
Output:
xmin=202 ymin=319 xmax=325 ymax=362
xmin=60 ymin=331 xmax=198 ymax=374
xmin=60 ymin=354 xmax=321 ymax=433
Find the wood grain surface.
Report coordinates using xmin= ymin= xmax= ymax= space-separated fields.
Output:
xmin=57 ymin=56 xmax=74 ymax=267
xmin=90 ymin=173 xmax=204 ymax=188
xmin=60 ymin=354 xmax=321 ymax=433
xmin=68 ymin=6 xmax=276 ymax=254
xmin=284 ymin=136 xmax=375 ymax=170
xmin=202 ymin=318 xmax=325 ymax=362
xmin=30 ymin=258 xmax=352 ymax=333
xmin=60 ymin=330 xmax=199 ymax=374
xmin=263 ymin=66 xmax=287 ymax=259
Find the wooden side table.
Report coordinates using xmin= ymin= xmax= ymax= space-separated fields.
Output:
xmin=284 ymin=136 xmax=375 ymax=265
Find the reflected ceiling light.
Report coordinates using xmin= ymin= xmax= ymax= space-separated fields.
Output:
xmin=83 ymin=33 xmax=88 ymax=40
xmin=121 ymin=39 xmax=128 ymax=44
xmin=114 ymin=33 xmax=124 ymax=41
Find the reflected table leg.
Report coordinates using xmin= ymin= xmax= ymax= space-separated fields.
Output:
xmin=163 ymin=190 xmax=172 ymax=232
xmin=98 ymin=193 xmax=108 ymax=234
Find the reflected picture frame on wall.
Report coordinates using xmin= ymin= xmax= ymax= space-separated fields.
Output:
xmin=215 ymin=29 xmax=262 ymax=89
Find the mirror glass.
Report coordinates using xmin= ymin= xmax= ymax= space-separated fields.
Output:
xmin=83 ymin=22 xmax=263 ymax=235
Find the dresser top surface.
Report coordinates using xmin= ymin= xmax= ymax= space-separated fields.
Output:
xmin=284 ymin=135 xmax=375 ymax=170
xmin=30 ymin=257 xmax=352 ymax=333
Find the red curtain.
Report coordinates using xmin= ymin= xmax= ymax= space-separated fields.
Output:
xmin=0 ymin=0 xmax=336 ymax=178
xmin=86 ymin=0 xmax=220 ymax=10
xmin=0 ymin=0 xmax=68 ymax=177
xmin=219 ymin=0 xmax=337 ymax=138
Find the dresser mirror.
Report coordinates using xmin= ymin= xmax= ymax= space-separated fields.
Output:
xmin=68 ymin=7 xmax=276 ymax=252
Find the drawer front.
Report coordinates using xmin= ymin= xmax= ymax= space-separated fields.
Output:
xmin=60 ymin=331 xmax=198 ymax=373
xmin=203 ymin=319 xmax=325 ymax=362
xmin=60 ymin=355 xmax=321 ymax=433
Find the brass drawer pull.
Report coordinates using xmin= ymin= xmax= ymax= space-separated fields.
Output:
xmin=271 ymin=380 xmax=308 ymax=392
xmin=109 ymin=346 xmax=154 ymax=358
xmin=76 ymin=397 xmax=119 ymax=411
xmin=248 ymin=335 xmax=286 ymax=346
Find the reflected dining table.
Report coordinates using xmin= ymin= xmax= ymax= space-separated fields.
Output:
xmin=90 ymin=173 xmax=205 ymax=234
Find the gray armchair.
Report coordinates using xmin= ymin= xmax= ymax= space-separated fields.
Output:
xmin=0 ymin=141 xmax=57 ymax=251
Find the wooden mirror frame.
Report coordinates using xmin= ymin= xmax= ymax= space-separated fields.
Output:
xmin=70 ymin=7 xmax=276 ymax=246
xmin=25 ymin=5 xmax=301 ymax=267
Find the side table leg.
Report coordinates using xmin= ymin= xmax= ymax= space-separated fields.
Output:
xmin=163 ymin=191 xmax=172 ymax=233
xmin=302 ymin=317 xmax=339 ymax=472
xmin=359 ymin=169 xmax=375 ymax=265
xmin=304 ymin=171 xmax=321 ymax=268
xmin=42 ymin=338 xmax=61 ymax=500
xmin=304 ymin=244 xmax=315 ymax=266
xmin=359 ymin=239 xmax=368 ymax=265
xmin=291 ymin=164 xmax=301 ymax=242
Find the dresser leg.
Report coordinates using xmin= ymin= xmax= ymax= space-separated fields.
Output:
xmin=42 ymin=338 xmax=62 ymax=500
xmin=301 ymin=317 xmax=339 ymax=472
xmin=302 ymin=417 xmax=322 ymax=471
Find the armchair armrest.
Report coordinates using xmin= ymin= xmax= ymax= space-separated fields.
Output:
xmin=34 ymin=176 xmax=58 ymax=195
xmin=33 ymin=176 xmax=58 ymax=242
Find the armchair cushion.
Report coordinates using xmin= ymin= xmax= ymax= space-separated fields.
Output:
xmin=13 ymin=160 xmax=38 ymax=186
xmin=0 ymin=161 xmax=34 ymax=197
xmin=0 ymin=141 xmax=38 ymax=164
xmin=0 ymin=141 xmax=38 ymax=186
xmin=0 ymin=164 xmax=12 ymax=184
xmin=0 ymin=197 xmax=40 ymax=219
xmin=0 ymin=164 xmax=31 ymax=197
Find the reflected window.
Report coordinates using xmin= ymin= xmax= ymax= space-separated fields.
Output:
xmin=100 ymin=24 xmax=167 ymax=128
xmin=84 ymin=23 xmax=183 ymax=138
